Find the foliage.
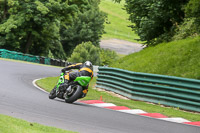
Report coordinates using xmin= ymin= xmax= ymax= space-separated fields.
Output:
xmin=171 ymin=0 xmax=200 ymax=40
xmin=185 ymin=0 xmax=200 ymax=19
xmin=172 ymin=18 xmax=198 ymax=40
xmin=111 ymin=36 xmax=200 ymax=79
xmin=114 ymin=0 xmax=188 ymax=46
xmin=184 ymin=0 xmax=200 ymax=33
xmin=68 ymin=41 xmax=119 ymax=66
xmin=100 ymin=48 xmax=119 ymax=66
xmin=0 ymin=0 xmax=7 ymax=22
xmin=0 ymin=0 xmax=87 ymax=59
xmin=67 ymin=42 xmax=100 ymax=65
xmin=0 ymin=0 xmax=106 ymax=60
xmin=61 ymin=0 xmax=106 ymax=57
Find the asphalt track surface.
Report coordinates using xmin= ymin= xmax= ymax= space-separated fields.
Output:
xmin=100 ymin=39 xmax=145 ymax=55
xmin=0 ymin=59 xmax=199 ymax=133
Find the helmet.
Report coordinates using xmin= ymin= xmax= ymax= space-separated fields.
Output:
xmin=84 ymin=61 xmax=93 ymax=70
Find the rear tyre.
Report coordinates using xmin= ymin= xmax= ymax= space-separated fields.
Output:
xmin=65 ymin=85 xmax=83 ymax=103
xmin=49 ymin=86 xmax=57 ymax=99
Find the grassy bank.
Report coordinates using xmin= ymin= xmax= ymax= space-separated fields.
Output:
xmin=0 ymin=114 xmax=76 ymax=133
xmin=99 ymin=0 xmax=140 ymax=43
xmin=111 ymin=36 xmax=200 ymax=79
xmin=36 ymin=77 xmax=200 ymax=122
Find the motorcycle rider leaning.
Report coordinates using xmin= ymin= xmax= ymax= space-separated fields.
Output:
xmin=61 ymin=61 xmax=93 ymax=97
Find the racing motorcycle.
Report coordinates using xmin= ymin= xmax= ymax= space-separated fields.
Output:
xmin=49 ymin=71 xmax=91 ymax=103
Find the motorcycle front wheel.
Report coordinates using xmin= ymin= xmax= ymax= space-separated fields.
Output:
xmin=65 ymin=85 xmax=83 ymax=103
xmin=49 ymin=86 xmax=57 ymax=99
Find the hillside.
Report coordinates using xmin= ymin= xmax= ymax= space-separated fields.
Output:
xmin=99 ymin=0 xmax=140 ymax=43
xmin=111 ymin=37 xmax=200 ymax=79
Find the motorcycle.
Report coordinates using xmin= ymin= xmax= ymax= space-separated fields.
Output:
xmin=49 ymin=71 xmax=91 ymax=103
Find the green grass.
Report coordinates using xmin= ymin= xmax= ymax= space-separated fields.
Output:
xmin=36 ymin=77 xmax=200 ymax=122
xmin=111 ymin=36 xmax=200 ymax=79
xmin=99 ymin=0 xmax=140 ymax=43
xmin=37 ymin=76 xmax=59 ymax=91
xmin=0 ymin=114 xmax=76 ymax=133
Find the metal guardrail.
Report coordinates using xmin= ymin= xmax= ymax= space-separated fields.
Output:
xmin=0 ymin=49 xmax=68 ymax=67
xmin=96 ymin=66 xmax=200 ymax=112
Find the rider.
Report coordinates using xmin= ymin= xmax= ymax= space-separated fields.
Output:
xmin=61 ymin=61 xmax=93 ymax=97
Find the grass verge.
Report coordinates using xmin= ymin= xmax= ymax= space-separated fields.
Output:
xmin=111 ymin=36 xmax=200 ymax=79
xmin=0 ymin=114 xmax=76 ymax=133
xmin=99 ymin=0 xmax=140 ymax=43
xmin=36 ymin=77 xmax=200 ymax=122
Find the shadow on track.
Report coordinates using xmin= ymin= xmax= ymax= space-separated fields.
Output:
xmin=51 ymin=98 xmax=93 ymax=108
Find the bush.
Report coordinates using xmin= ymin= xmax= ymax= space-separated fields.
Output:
xmin=67 ymin=42 xmax=100 ymax=65
xmin=172 ymin=0 xmax=200 ymax=41
xmin=185 ymin=0 xmax=200 ymax=20
xmin=172 ymin=18 xmax=199 ymax=40
xmin=100 ymin=48 xmax=119 ymax=66
xmin=67 ymin=41 xmax=120 ymax=66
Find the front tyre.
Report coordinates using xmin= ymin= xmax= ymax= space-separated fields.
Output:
xmin=49 ymin=86 xmax=57 ymax=99
xmin=65 ymin=85 xmax=83 ymax=103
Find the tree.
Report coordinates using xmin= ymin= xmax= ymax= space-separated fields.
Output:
xmin=68 ymin=42 xmax=100 ymax=65
xmin=172 ymin=0 xmax=200 ymax=40
xmin=0 ymin=0 xmax=8 ymax=21
xmin=185 ymin=0 xmax=200 ymax=18
xmin=185 ymin=0 xmax=200 ymax=28
xmin=61 ymin=0 xmax=106 ymax=57
xmin=114 ymin=0 xmax=188 ymax=46
xmin=0 ymin=0 xmax=89 ymax=59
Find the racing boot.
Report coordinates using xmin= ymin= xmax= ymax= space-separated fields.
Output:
xmin=81 ymin=89 xmax=88 ymax=98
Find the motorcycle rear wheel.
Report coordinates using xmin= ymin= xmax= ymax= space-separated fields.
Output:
xmin=65 ymin=85 xmax=83 ymax=103
xmin=49 ymin=86 xmax=57 ymax=99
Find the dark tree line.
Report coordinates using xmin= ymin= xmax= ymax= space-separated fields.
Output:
xmin=114 ymin=0 xmax=200 ymax=46
xmin=0 ymin=0 xmax=106 ymax=59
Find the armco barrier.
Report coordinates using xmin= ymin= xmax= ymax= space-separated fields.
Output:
xmin=0 ymin=49 xmax=67 ymax=67
xmin=96 ymin=67 xmax=200 ymax=112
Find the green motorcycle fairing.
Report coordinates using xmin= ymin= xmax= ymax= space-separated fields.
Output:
xmin=56 ymin=73 xmax=91 ymax=91
xmin=56 ymin=72 xmax=65 ymax=91
xmin=74 ymin=76 xmax=91 ymax=86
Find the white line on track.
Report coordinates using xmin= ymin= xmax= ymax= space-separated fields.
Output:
xmin=32 ymin=78 xmax=49 ymax=94
xmin=159 ymin=118 xmax=191 ymax=123
xmin=90 ymin=103 xmax=116 ymax=107
xmin=118 ymin=109 xmax=147 ymax=114
xmin=32 ymin=79 xmax=199 ymax=127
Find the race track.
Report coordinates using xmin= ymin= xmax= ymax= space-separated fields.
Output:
xmin=0 ymin=59 xmax=199 ymax=133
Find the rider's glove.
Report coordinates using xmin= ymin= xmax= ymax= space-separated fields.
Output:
xmin=61 ymin=68 xmax=66 ymax=73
